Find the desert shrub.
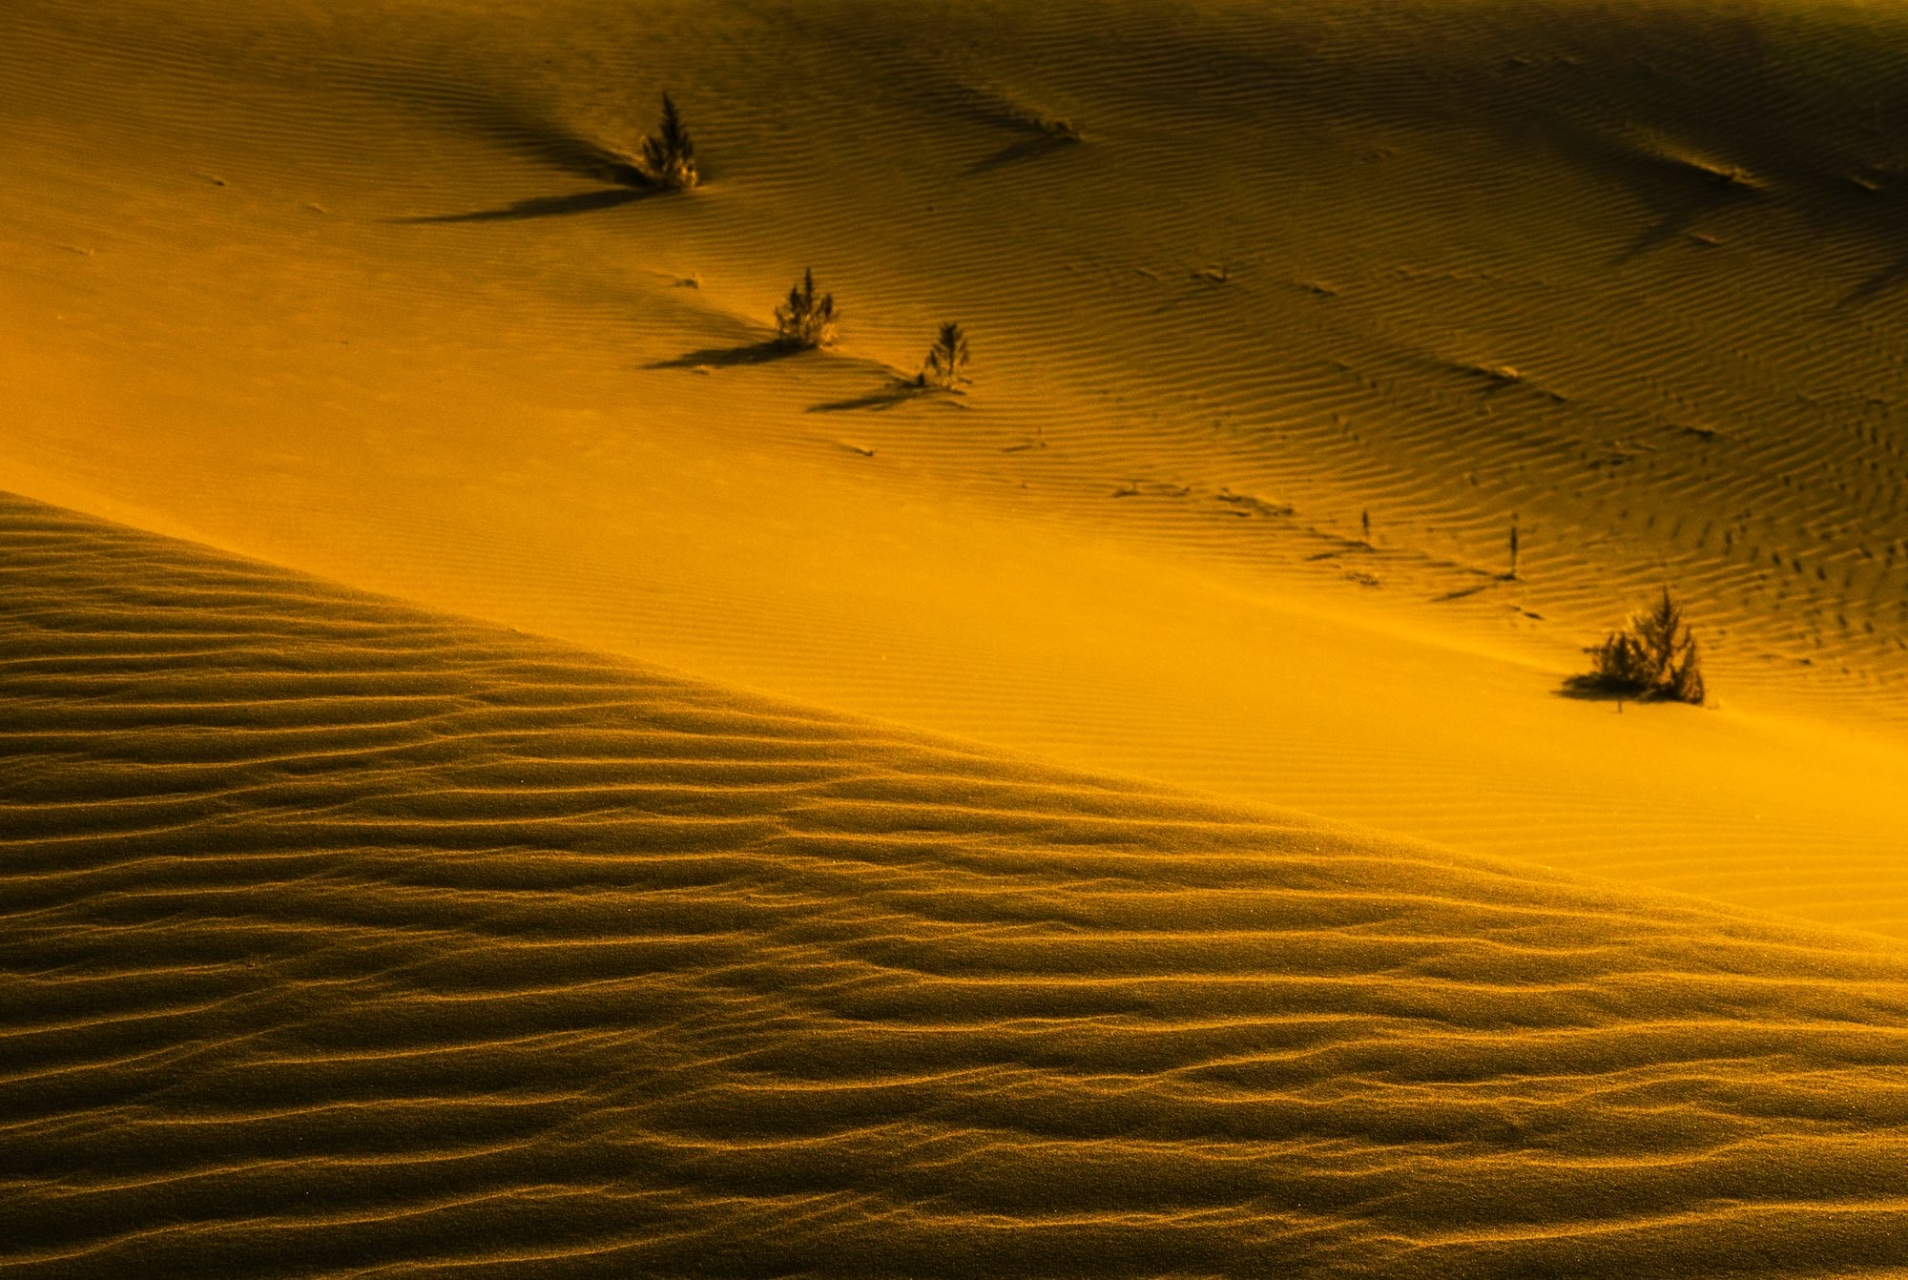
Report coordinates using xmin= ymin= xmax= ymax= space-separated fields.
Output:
xmin=919 ymin=321 xmax=971 ymax=390
xmin=639 ymin=93 xmax=697 ymax=191
xmin=1576 ymin=588 xmax=1706 ymax=704
xmin=774 ymin=268 xmax=838 ymax=349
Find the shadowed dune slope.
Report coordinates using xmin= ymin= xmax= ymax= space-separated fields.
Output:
xmin=5 ymin=493 xmax=1908 ymax=1278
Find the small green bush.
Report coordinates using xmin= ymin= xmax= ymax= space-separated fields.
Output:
xmin=1577 ymin=588 xmax=1706 ymax=704
xmin=639 ymin=93 xmax=697 ymax=191
xmin=919 ymin=322 xmax=971 ymax=391
xmin=774 ymin=268 xmax=838 ymax=349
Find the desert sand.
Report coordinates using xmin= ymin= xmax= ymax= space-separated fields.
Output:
xmin=4 ymin=0 xmax=1908 ymax=1274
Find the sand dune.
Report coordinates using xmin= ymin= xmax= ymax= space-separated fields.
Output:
xmin=6 ymin=0 xmax=1908 ymax=1271
xmin=5 ymin=0 xmax=1908 ymax=925
xmin=6 ymin=493 xmax=1908 ymax=1277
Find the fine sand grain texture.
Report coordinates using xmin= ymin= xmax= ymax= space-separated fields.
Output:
xmin=5 ymin=0 xmax=1908 ymax=1273
xmin=5 ymin=493 xmax=1908 ymax=1278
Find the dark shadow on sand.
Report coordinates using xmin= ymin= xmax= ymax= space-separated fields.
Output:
xmin=394 ymin=186 xmax=650 ymax=225
xmin=1617 ymin=170 xmax=1760 ymax=262
xmin=647 ymin=341 xmax=803 ymax=371
xmin=1531 ymin=117 xmax=1762 ymax=263
xmin=808 ymin=379 xmax=973 ymax=414
xmin=1554 ymin=676 xmax=1644 ymax=703
xmin=970 ymin=133 xmax=1080 ymax=174
xmin=1621 ymin=193 xmax=1754 ymax=260
xmin=375 ymin=78 xmax=652 ymax=186
xmin=1842 ymin=253 xmax=1908 ymax=308
xmin=1430 ymin=573 xmax=1511 ymax=603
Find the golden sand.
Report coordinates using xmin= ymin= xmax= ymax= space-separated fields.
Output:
xmin=4 ymin=0 xmax=1907 ymax=1273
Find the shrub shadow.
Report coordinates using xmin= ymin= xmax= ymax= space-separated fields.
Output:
xmin=970 ymin=133 xmax=1080 ymax=174
xmin=375 ymin=77 xmax=651 ymax=185
xmin=808 ymin=379 xmax=971 ymax=414
xmin=1555 ymin=675 xmax=1636 ymax=702
xmin=1619 ymin=176 xmax=1759 ymax=260
xmin=1430 ymin=575 xmax=1503 ymax=603
xmin=1842 ymin=253 xmax=1908 ymax=308
xmin=393 ymin=186 xmax=651 ymax=224
xmin=1532 ymin=117 xmax=1762 ymax=263
xmin=647 ymin=341 xmax=801 ymax=371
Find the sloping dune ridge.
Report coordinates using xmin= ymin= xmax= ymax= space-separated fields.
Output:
xmin=6 ymin=497 xmax=1908 ymax=1277
xmin=6 ymin=0 xmax=1908 ymax=928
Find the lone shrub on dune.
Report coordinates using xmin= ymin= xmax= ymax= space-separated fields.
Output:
xmin=918 ymin=321 xmax=971 ymax=391
xmin=1574 ymin=588 xmax=1707 ymax=704
xmin=775 ymin=268 xmax=838 ymax=350
xmin=639 ymin=93 xmax=697 ymax=191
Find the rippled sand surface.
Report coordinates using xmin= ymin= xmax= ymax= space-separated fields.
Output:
xmin=6 ymin=496 xmax=1908 ymax=1277
xmin=6 ymin=0 xmax=1908 ymax=1273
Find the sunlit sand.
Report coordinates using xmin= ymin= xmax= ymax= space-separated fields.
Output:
xmin=5 ymin=0 xmax=1907 ymax=1274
